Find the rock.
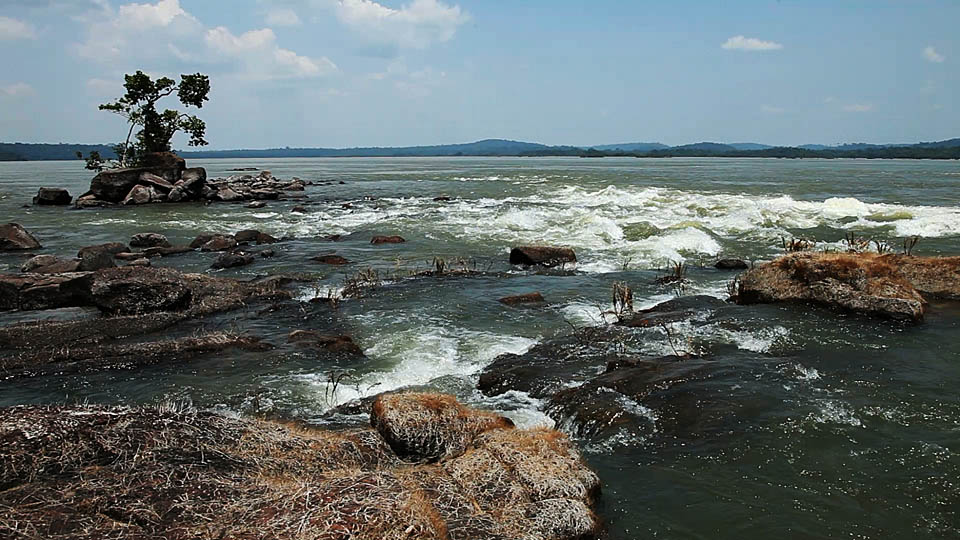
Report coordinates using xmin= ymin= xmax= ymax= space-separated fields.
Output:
xmin=249 ymin=189 xmax=279 ymax=200
xmin=213 ymin=186 xmax=243 ymax=202
xmin=733 ymin=252 xmax=926 ymax=321
xmin=129 ymin=233 xmax=171 ymax=248
xmin=499 ymin=292 xmax=546 ymax=305
xmin=137 ymin=151 xmax=185 ymax=182
xmin=615 ymin=295 xmax=729 ymax=328
xmin=715 ymin=258 xmax=749 ymax=270
xmin=291 ymin=205 xmax=307 ymax=213
xmin=321 ymin=234 xmax=342 ymax=242
xmin=201 ymin=235 xmax=238 ymax=252
xmin=89 ymin=167 xmax=148 ymax=202
xmin=21 ymin=255 xmax=64 ymax=273
xmin=137 ymin=172 xmax=174 ymax=192
xmin=371 ymin=235 xmax=406 ymax=245
xmin=371 ymin=392 xmax=514 ymax=462
xmin=0 ymin=223 xmax=42 ymax=251
xmin=510 ymin=246 xmax=577 ymax=267
xmin=234 ymin=229 xmax=278 ymax=245
xmin=311 ymin=254 xmax=349 ymax=265
xmin=78 ymin=242 xmax=128 ymax=258
xmin=61 ymin=266 xmax=193 ymax=315
xmin=0 ymin=273 xmax=86 ymax=311
xmin=127 ymin=258 xmax=151 ymax=267
xmin=288 ymin=330 xmax=364 ymax=355
xmin=246 ymin=201 xmax=266 ymax=209
xmin=211 ymin=252 xmax=255 ymax=269
xmin=189 ymin=233 xmax=215 ymax=249
xmin=178 ymin=167 xmax=206 ymax=191
xmin=122 ymin=184 xmax=153 ymax=205
xmin=143 ymin=245 xmax=193 ymax=258
xmin=433 ymin=196 xmax=452 ymax=202
xmin=32 ymin=187 xmax=72 ymax=205
xmin=0 ymin=399 xmax=600 ymax=540
xmin=74 ymin=194 xmax=112 ymax=209
xmin=260 ymin=249 xmax=275 ymax=258
xmin=283 ymin=180 xmax=305 ymax=191
xmin=892 ymin=255 xmax=960 ymax=299
xmin=113 ymin=252 xmax=145 ymax=261
xmin=76 ymin=246 xmax=116 ymax=272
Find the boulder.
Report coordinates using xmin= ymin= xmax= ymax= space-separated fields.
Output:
xmin=371 ymin=392 xmax=514 ymax=462
xmin=259 ymin=249 xmax=275 ymax=258
xmin=127 ymin=258 xmax=151 ymax=267
xmin=321 ymin=234 xmax=342 ymax=242
xmin=288 ymin=330 xmax=364 ymax=355
xmin=615 ymin=295 xmax=728 ymax=328
xmin=733 ymin=252 xmax=926 ymax=321
xmin=371 ymin=235 xmax=406 ymax=245
xmin=211 ymin=252 xmax=255 ymax=269
xmin=510 ymin=246 xmax=577 ymax=267
xmin=892 ymin=255 xmax=960 ymax=299
xmin=249 ymin=189 xmax=280 ymax=200
xmin=311 ymin=254 xmax=349 ymax=265
xmin=143 ymin=245 xmax=193 ymax=258
xmin=0 ymin=223 xmax=42 ymax=250
xmin=137 ymin=172 xmax=174 ymax=192
xmin=212 ymin=186 xmax=244 ymax=202
xmin=189 ymin=233 xmax=216 ymax=249
xmin=499 ymin=292 xmax=546 ymax=305
xmin=78 ymin=242 xmax=128 ymax=258
xmin=114 ymin=252 xmax=146 ymax=261
xmin=201 ymin=235 xmax=238 ymax=252
xmin=76 ymin=246 xmax=116 ymax=272
xmin=32 ymin=187 xmax=72 ymax=205
xmin=22 ymin=255 xmax=80 ymax=274
xmin=61 ymin=266 xmax=192 ymax=315
xmin=89 ymin=167 xmax=148 ymax=202
xmin=291 ymin=205 xmax=307 ymax=213
xmin=137 ymin=151 xmax=186 ymax=182
xmin=121 ymin=184 xmax=155 ymax=205
xmin=74 ymin=194 xmax=112 ymax=209
xmin=715 ymin=258 xmax=749 ymax=270
xmin=246 ymin=201 xmax=266 ymax=209
xmin=129 ymin=233 xmax=171 ymax=248
xmin=234 ymin=229 xmax=278 ymax=245
xmin=0 ymin=273 xmax=86 ymax=311
xmin=21 ymin=255 xmax=64 ymax=273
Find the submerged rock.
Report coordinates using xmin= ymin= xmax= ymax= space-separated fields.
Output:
xmin=0 ymin=395 xmax=600 ymax=540
xmin=130 ymin=232 xmax=171 ymax=248
xmin=61 ymin=266 xmax=192 ymax=315
xmin=78 ymin=242 xmax=128 ymax=257
xmin=499 ymin=292 xmax=546 ymax=305
xmin=32 ymin=187 xmax=72 ymax=205
xmin=734 ymin=252 xmax=926 ymax=321
xmin=287 ymin=330 xmax=364 ymax=355
xmin=715 ymin=258 xmax=749 ymax=270
xmin=510 ymin=245 xmax=577 ymax=267
xmin=310 ymin=254 xmax=349 ymax=265
xmin=371 ymin=235 xmax=406 ymax=244
xmin=0 ymin=223 xmax=42 ymax=251
xmin=211 ymin=251 xmax=255 ymax=269
xmin=200 ymin=234 xmax=238 ymax=252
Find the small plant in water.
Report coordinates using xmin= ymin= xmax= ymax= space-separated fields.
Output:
xmin=903 ymin=235 xmax=920 ymax=256
xmin=781 ymin=236 xmax=814 ymax=253
xmin=611 ymin=281 xmax=633 ymax=321
xmin=872 ymin=239 xmax=893 ymax=255
xmin=842 ymin=232 xmax=871 ymax=253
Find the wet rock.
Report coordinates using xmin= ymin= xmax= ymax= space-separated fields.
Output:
xmin=499 ymin=292 xmax=546 ymax=305
xmin=433 ymin=196 xmax=452 ymax=202
xmin=213 ymin=186 xmax=243 ymax=202
xmin=73 ymin=194 xmax=112 ymax=209
xmin=288 ymin=330 xmax=364 ymax=355
xmin=129 ymin=232 xmax=171 ymax=248
xmin=893 ymin=255 xmax=960 ymax=299
xmin=291 ymin=205 xmax=307 ymax=213
xmin=249 ymin=189 xmax=280 ymax=200
xmin=510 ymin=246 xmax=577 ymax=267
xmin=0 ymin=273 xmax=85 ymax=311
xmin=321 ymin=234 xmax=342 ymax=242
xmin=734 ymin=252 xmax=926 ymax=321
xmin=246 ymin=201 xmax=266 ymax=209
xmin=311 ymin=254 xmax=349 ymax=265
xmin=138 ymin=151 xmax=186 ymax=181
xmin=21 ymin=255 xmax=64 ymax=273
xmin=61 ymin=266 xmax=192 ymax=315
xmin=189 ymin=233 xmax=215 ymax=249
xmin=259 ymin=249 xmax=275 ymax=258
xmin=127 ymin=258 xmax=151 ymax=267
xmin=0 ymin=223 xmax=42 ymax=250
xmin=32 ymin=187 xmax=72 ymax=205
xmin=200 ymin=235 xmax=238 ymax=252
xmin=371 ymin=392 xmax=514 ymax=462
xmin=715 ymin=258 xmax=749 ymax=270
xmin=114 ymin=251 xmax=145 ymax=261
xmin=137 ymin=172 xmax=174 ymax=192
xmin=25 ymin=256 xmax=81 ymax=274
xmin=122 ymin=184 xmax=155 ymax=205
xmin=78 ymin=242 xmax=128 ymax=258
xmin=371 ymin=235 xmax=406 ymax=245
xmin=615 ymin=295 xmax=729 ymax=328
xmin=76 ymin=246 xmax=116 ymax=272
xmin=89 ymin=167 xmax=148 ymax=202
xmin=234 ymin=229 xmax=278 ymax=245
xmin=143 ymin=245 xmax=193 ymax=258
xmin=211 ymin=251 xmax=255 ymax=269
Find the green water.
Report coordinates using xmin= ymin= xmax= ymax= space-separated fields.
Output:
xmin=1 ymin=157 xmax=958 ymax=538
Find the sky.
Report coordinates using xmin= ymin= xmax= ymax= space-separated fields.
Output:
xmin=0 ymin=0 xmax=957 ymax=149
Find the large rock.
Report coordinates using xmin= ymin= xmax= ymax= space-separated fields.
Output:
xmin=371 ymin=392 xmax=514 ymax=462
xmin=122 ymin=184 xmax=156 ymax=205
xmin=200 ymin=235 xmax=238 ymax=252
xmin=371 ymin=235 xmax=406 ymax=245
xmin=89 ymin=167 xmax=148 ymax=202
xmin=733 ymin=252 xmax=926 ymax=321
xmin=892 ymin=255 xmax=960 ymax=299
xmin=234 ymin=229 xmax=278 ymax=245
xmin=130 ymin=232 xmax=171 ymax=248
xmin=76 ymin=246 xmax=117 ymax=272
xmin=20 ymin=255 xmax=80 ymax=274
xmin=78 ymin=242 xmax=128 ymax=258
xmin=0 ymin=223 xmax=41 ymax=250
xmin=0 ymin=273 xmax=85 ymax=311
xmin=210 ymin=252 xmax=255 ymax=269
xmin=61 ymin=266 xmax=192 ymax=315
xmin=510 ymin=246 xmax=577 ymax=267
xmin=137 ymin=151 xmax=186 ymax=182
xmin=137 ymin=172 xmax=174 ymax=192
xmin=32 ymin=187 xmax=72 ymax=205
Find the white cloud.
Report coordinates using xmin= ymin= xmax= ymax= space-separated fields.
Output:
xmin=266 ymin=8 xmax=302 ymax=26
xmin=721 ymin=35 xmax=783 ymax=51
xmin=843 ymin=103 xmax=873 ymax=113
xmin=0 ymin=16 xmax=37 ymax=40
xmin=206 ymin=26 xmax=337 ymax=79
xmin=923 ymin=46 xmax=944 ymax=63
xmin=86 ymin=77 xmax=117 ymax=95
xmin=335 ymin=0 xmax=469 ymax=49
xmin=76 ymin=0 xmax=202 ymax=59
xmin=761 ymin=104 xmax=785 ymax=114
xmin=0 ymin=83 xmax=34 ymax=97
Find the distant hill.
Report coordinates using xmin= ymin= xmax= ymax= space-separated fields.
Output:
xmin=729 ymin=143 xmax=773 ymax=151
xmin=672 ymin=142 xmax=737 ymax=152
xmin=179 ymin=139 xmax=582 ymax=159
xmin=590 ymin=142 xmax=669 ymax=152
xmin=0 ymin=142 xmax=117 ymax=161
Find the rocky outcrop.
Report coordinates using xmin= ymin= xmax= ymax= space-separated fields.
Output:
xmin=0 ymin=223 xmax=41 ymax=250
xmin=0 ymin=395 xmax=600 ymax=540
xmin=80 ymin=152 xmax=204 ymax=207
xmin=733 ymin=252 xmax=927 ymax=321
xmin=892 ymin=255 xmax=960 ymax=299
xmin=32 ymin=187 xmax=72 ymax=205
xmin=510 ymin=246 xmax=577 ymax=267
xmin=61 ymin=266 xmax=192 ymax=315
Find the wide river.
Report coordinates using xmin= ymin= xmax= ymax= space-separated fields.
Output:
xmin=1 ymin=157 xmax=958 ymax=538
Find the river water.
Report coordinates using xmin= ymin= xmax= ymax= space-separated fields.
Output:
xmin=1 ymin=157 xmax=958 ymax=538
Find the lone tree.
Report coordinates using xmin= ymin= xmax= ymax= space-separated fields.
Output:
xmin=79 ymin=71 xmax=210 ymax=170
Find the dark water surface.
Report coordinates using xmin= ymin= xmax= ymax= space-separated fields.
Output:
xmin=1 ymin=157 xmax=958 ymax=538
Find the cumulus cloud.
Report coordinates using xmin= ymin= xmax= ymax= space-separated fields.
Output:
xmin=843 ymin=103 xmax=873 ymax=113
xmin=335 ymin=0 xmax=469 ymax=49
xmin=266 ymin=8 xmax=302 ymax=26
xmin=76 ymin=0 xmax=202 ymax=59
xmin=721 ymin=35 xmax=782 ymax=51
xmin=0 ymin=16 xmax=37 ymax=40
xmin=923 ymin=46 xmax=944 ymax=63
xmin=206 ymin=26 xmax=336 ymax=78
xmin=0 ymin=82 xmax=34 ymax=97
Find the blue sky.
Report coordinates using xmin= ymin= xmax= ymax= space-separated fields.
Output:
xmin=0 ymin=0 xmax=956 ymax=149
